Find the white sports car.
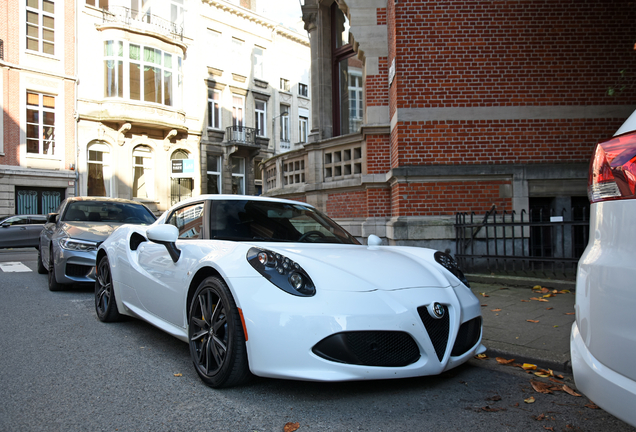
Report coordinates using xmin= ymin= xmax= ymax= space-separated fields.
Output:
xmin=95 ymin=195 xmax=485 ymax=388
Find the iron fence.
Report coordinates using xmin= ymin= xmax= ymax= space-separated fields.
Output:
xmin=455 ymin=206 xmax=589 ymax=279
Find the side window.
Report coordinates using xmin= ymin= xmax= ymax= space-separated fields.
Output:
xmin=166 ymin=203 xmax=204 ymax=239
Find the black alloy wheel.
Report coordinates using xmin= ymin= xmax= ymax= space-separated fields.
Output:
xmin=188 ymin=277 xmax=250 ymax=388
xmin=95 ymin=255 xmax=121 ymax=322
xmin=47 ymin=249 xmax=63 ymax=291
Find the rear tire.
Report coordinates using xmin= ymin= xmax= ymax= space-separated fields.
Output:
xmin=95 ymin=255 xmax=122 ymax=322
xmin=48 ymin=250 xmax=64 ymax=292
xmin=188 ymin=276 xmax=251 ymax=388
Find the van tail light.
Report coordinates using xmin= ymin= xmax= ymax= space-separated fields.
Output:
xmin=589 ymin=132 xmax=636 ymax=203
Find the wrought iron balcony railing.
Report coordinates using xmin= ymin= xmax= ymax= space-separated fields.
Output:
xmin=226 ymin=126 xmax=257 ymax=147
xmin=101 ymin=6 xmax=183 ymax=41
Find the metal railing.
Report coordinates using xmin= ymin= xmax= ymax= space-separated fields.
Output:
xmin=455 ymin=206 xmax=589 ymax=279
xmin=101 ymin=6 xmax=184 ymax=41
xmin=226 ymin=126 xmax=257 ymax=147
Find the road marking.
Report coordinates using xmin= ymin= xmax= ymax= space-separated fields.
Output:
xmin=0 ymin=262 xmax=32 ymax=272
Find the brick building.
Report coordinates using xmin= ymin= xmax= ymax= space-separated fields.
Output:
xmin=0 ymin=0 xmax=77 ymax=217
xmin=261 ymin=0 xmax=636 ymax=255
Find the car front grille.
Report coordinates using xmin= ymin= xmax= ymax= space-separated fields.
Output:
xmin=312 ymin=331 xmax=421 ymax=367
xmin=66 ymin=263 xmax=92 ymax=277
xmin=417 ymin=304 xmax=450 ymax=362
xmin=451 ymin=317 xmax=482 ymax=356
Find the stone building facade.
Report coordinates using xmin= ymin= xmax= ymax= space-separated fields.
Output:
xmin=75 ymin=0 xmax=310 ymax=214
xmin=261 ymin=0 xmax=636 ymax=254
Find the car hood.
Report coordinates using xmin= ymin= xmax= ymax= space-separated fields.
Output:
xmin=261 ymin=244 xmax=451 ymax=292
xmin=61 ymin=222 xmax=124 ymax=242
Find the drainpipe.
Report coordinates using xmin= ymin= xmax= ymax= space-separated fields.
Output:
xmin=74 ymin=0 xmax=79 ymax=197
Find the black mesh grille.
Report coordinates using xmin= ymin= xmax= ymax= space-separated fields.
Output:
xmin=417 ymin=304 xmax=450 ymax=362
xmin=312 ymin=331 xmax=420 ymax=367
xmin=66 ymin=264 xmax=92 ymax=277
xmin=451 ymin=317 xmax=482 ymax=356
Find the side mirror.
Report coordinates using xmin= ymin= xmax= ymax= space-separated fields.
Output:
xmin=47 ymin=213 xmax=58 ymax=224
xmin=1 ymin=222 xmax=10 ymax=228
xmin=147 ymin=225 xmax=181 ymax=263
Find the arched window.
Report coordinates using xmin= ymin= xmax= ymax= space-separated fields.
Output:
xmin=170 ymin=150 xmax=193 ymax=205
xmin=87 ymin=142 xmax=112 ymax=197
xmin=132 ymin=145 xmax=154 ymax=199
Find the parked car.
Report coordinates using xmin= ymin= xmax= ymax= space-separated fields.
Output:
xmin=570 ymin=112 xmax=636 ymax=427
xmin=95 ymin=194 xmax=484 ymax=388
xmin=0 ymin=214 xmax=47 ymax=249
xmin=39 ymin=197 xmax=156 ymax=291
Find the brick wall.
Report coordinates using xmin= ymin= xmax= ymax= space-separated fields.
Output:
xmin=391 ymin=181 xmax=512 ymax=217
xmin=393 ymin=0 xmax=636 ymax=108
xmin=392 ymin=118 xmax=622 ymax=167
xmin=326 ymin=191 xmax=367 ymax=218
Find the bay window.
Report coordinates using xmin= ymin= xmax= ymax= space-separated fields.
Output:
xmin=104 ymin=40 xmax=182 ymax=107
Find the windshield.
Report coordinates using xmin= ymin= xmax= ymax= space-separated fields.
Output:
xmin=209 ymin=200 xmax=360 ymax=244
xmin=63 ymin=202 xmax=156 ymax=225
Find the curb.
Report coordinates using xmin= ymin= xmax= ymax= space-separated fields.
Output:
xmin=466 ymin=273 xmax=576 ymax=291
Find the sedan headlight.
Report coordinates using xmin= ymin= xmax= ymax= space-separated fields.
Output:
xmin=60 ymin=238 xmax=99 ymax=252
xmin=247 ymin=247 xmax=316 ymax=297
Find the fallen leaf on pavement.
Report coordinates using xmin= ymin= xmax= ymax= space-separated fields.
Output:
xmin=562 ymin=385 xmax=581 ymax=397
xmin=481 ymin=293 xmax=489 ymax=297
xmin=530 ymin=297 xmax=541 ymax=301
xmin=543 ymin=427 xmax=555 ymax=431
xmin=527 ymin=319 xmax=540 ymax=323
xmin=480 ymin=406 xmax=506 ymax=412
xmin=559 ymin=290 xmax=571 ymax=294
xmin=538 ymin=298 xmax=549 ymax=302
xmin=543 ymin=294 xmax=555 ymax=298
xmin=534 ymin=371 xmax=551 ymax=378
xmin=491 ymin=308 xmax=502 ymax=312
xmin=173 ymin=373 xmax=182 ymax=377
xmin=565 ymin=312 xmax=575 ymax=315
xmin=535 ymin=413 xmax=546 ymax=421
xmin=496 ymin=357 xmax=515 ymax=365
xmin=520 ymin=299 xmax=530 ymax=302
xmin=474 ymin=353 xmax=488 ymax=360
xmin=284 ymin=422 xmax=300 ymax=432
xmin=585 ymin=401 xmax=599 ymax=409
xmin=533 ymin=285 xmax=542 ymax=290
xmin=524 ymin=397 xmax=536 ymax=404
xmin=546 ymin=307 xmax=553 ymax=310
xmin=531 ymin=380 xmax=554 ymax=394
xmin=549 ymin=377 xmax=564 ymax=384
xmin=522 ymin=363 xmax=537 ymax=370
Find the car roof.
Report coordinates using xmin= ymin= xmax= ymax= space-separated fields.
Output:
xmin=64 ymin=196 xmax=149 ymax=205
xmin=170 ymin=194 xmax=315 ymax=209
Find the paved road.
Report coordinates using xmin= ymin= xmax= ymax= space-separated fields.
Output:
xmin=0 ymin=248 xmax=633 ymax=432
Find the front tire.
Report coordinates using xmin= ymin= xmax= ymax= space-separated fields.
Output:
xmin=188 ymin=276 xmax=251 ymax=388
xmin=48 ymin=250 xmax=63 ymax=292
xmin=95 ymin=255 xmax=122 ymax=322
xmin=37 ymin=243 xmax=47 ymax=274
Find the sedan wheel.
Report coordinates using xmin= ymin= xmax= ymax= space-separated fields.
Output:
xmin=48 ymin=250 xmax=63 ymax=291
xmin=37 ymin=244 xmax=47 ymax=274
xmin=95 ymin=255 xmax=121 ymax=322
xmin=188 ymin=277 xmax=250 ymax=388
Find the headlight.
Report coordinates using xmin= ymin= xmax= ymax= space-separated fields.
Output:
xmin=247 ymin=247 xmax=316 ymax=297
xmin=60 ymin=238 xmax=98 ymax=252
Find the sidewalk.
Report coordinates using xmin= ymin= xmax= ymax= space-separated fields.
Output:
xmin=466 ymin=273 xmax=576 ymax=373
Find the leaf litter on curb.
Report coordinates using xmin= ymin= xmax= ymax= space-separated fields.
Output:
xmin=284 ymin=422 xmax=300 ymax=432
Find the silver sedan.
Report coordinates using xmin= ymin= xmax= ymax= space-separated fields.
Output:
xmin=38 ymin=197 xmax=156 ymax=291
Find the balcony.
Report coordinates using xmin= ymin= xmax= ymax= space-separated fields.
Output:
xmin=226 ymin=126 xmax=258 ymax=148
xmin=101 ymin=6 xmax=183 ymax=41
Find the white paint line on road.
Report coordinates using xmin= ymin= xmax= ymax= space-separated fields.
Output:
xmin=0 ymin=262 xmax=32 ymax=272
